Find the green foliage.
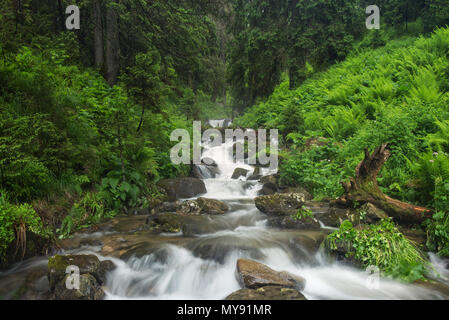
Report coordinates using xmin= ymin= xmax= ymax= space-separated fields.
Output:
xmin=280 ymin=143 xmax=346 ymax=200
xmin=236 ymin=28 xmax=449 ymax=206
xmin=326 ymin=219 xmax=428 ymax=282
xmin=0 ymin=191 xmax=51 ymax=258
xmin=426 ymin=178 xmax=449 ymax=257
xmin=292 ymin=206 xmax=314 ymax=222
xmin=57 ymin=191 xmax=116 ymax=239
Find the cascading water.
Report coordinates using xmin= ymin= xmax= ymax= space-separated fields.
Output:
xmin=1 ymin=120 xmax=447 ymax=300
xmin=101 ymin=121 xmax=446 ymax=300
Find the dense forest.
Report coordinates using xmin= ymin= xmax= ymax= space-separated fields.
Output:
xmin=1 ymin=0 xmax=449 ymax=300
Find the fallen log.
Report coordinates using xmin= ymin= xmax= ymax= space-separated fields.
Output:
xmin=335 ymin=143 xmax=433 ymax=225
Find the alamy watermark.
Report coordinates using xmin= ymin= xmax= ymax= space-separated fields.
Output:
xmin=365 ymin=265 xmax=380 ymax=290
xmin=65 ymin=265 xmax=80 ymax=290
xmin=366 ymin=5 xmax=380 ymax=30
xmin=65 ymin=5 xmax=80 ymax=30
xmin=170 ymin=122 xmax=279 ymax=170
xmin=65 ymin=4 xmax=379 ymax=31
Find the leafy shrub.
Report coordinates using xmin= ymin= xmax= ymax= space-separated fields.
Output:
xmin=280 ymin=143 xmax=347 ymax=200
xmin=57 ymin=191 xmax=116 ymax=239
xmin=426 ymin=178 xmax=449 ymax=257
xmin=0 ymin=191 xmax=51 ymax=258
xmin=325 ymin=219 xmax=429 ymax=282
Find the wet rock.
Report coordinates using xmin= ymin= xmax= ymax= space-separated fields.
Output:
xmin=182 ymin=220 xmax=217 ymax=237
xmin=255 ymin=193 xmax=306 ymax=216
xmin=146 ymin=213 xmax=184 ymax=233
xmin=236 ymin=259 xmax=306 ymax=291
xmin=158 ymin=198 xmax=229 ymax=215
xmin=188 ymin=240 xmax=265 ymax=264
xmin=52 ymin=274 xmax=104 ymax=300
xmin=191 ymin=164 xmax=220 ymax=179
xmin=314 ymin=206 xmax=358 ymax=228
xmin=196 ymin=197 xmax=229 ymax=215
xmin=260 ymin=175 xmax=278 ymax=186
xmin=98 ymin=260 xmax=117 ymax=285
xmin=243 ymin=182 xmax=257 ymax=191
xmin=202 ymin=157 xmax=217 ymax=166
xmin=226 ymin=286 xmax=306 ymax=300
xmin=258 ymin=183 xmax=278 ymax=195
xmin=267 ymin=215 xmax=321 ymax=230
xmin=231 ymin=168 xmax=250 ymax=180
xmin=106 ymin=214 xmax=149 ymax=233
xmin=178 ymin=200 xmax=203 ymax=215
xmin=288 ymin=231 xmax=328 ymax=261
xmin=101 ymin=232 xmax=189 ymax=259
xmin=48 ymin=254 xmax=103 ymax=290
xmin=157 ymin=201 xmax=183 ymax=213
xmin=281 ymin=187 xmax=313 ymax=201
xmin=247 ymin=167 xmax=262 ymax=181
xmin=157 ymin=178 xmax=206 ymax=201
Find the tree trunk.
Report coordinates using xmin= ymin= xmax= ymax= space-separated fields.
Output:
xmin=106 ymin=0 xmax=119 ymax=86
xmin=93 ymin=0 xmax=104 ymax=69
xmin=336 ymin=143 xmax=432 ymax=225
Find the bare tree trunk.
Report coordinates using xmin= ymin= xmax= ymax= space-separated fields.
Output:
xmin=336 ymin=143 xmax=433 ymax=225
xmin=106 ymin=0 xmax=119 ymax=85
xmin=94 ymin=0 xmax=104 ymax=69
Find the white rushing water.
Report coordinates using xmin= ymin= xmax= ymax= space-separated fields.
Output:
xmin=1 ymin=121 xmax=446 ymax=300
xmin=102 ymin=121 xmax=446 ymax=300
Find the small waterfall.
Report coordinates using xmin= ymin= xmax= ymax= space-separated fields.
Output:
xmin=101 ymin=120 xmax=445 ymax=300
xmin=1 ymin=119 xmax=447 ymax=300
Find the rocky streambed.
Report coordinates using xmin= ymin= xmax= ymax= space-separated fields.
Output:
xmin=1 ymin=122 xmax=449 ymax=300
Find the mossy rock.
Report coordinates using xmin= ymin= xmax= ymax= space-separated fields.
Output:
xmin=255 ymin=193 xmax=306 ymax=216
xmin=196 ymin=197 xmax=229 ymax=215
xmin=48 ymin=254 xmax=102 ymax=290
xmin=231 ymin=167 xmax=250 ymax=179
xmin=52 ymin=274 xmax=104 ymax=300
xmin=157 ymin=178 xmax=206 ymax=201
xmin=146 ymin=213 xmax=184 ymax=233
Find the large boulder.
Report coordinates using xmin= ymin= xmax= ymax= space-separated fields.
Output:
xmin=255 ymin=193 xmax=306 ymax=216
xmin=196 ymin=197 xmax=229 ymax=215
xmin=52 ymin=274 xmax=104 ymax=300
xmin=231 ymin=168 xmax=249 ymax=180
xmin=236 ymin=259 xmax=306 ymax=291
xmin=157 ymin=178 xmax=206 ymax=201
xmin=226 ymin=286 xmax=306 ymax=300
xmin=47 ymin=254 xmax=115 ymax=300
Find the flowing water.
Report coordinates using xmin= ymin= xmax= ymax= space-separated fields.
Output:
xmin=1 ymin=120 xmax=448 ymax=300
